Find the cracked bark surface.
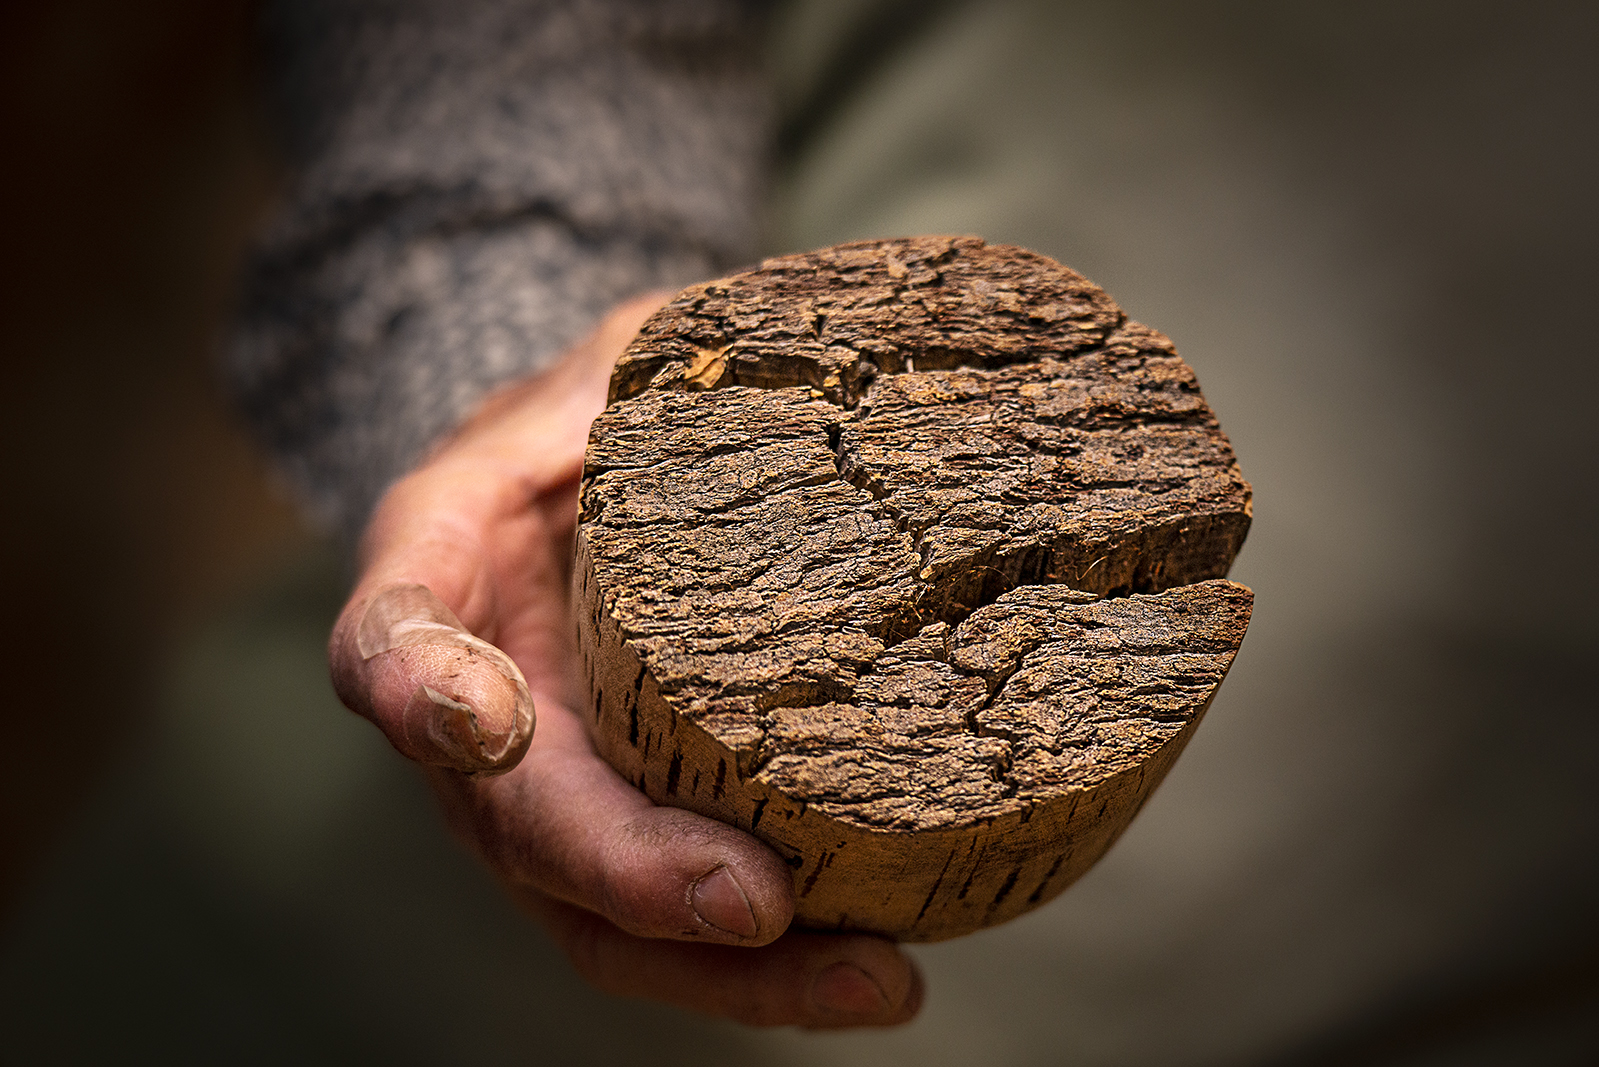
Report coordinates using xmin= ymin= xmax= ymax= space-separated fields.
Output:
xmin=576 ymin=237 xmax=1253 ymax=940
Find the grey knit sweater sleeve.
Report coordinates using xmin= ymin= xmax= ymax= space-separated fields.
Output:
xmin=229 ymin=0 xmax=771 ymax=537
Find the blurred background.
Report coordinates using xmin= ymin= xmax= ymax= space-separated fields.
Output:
xmin=1 ymin=1 xmax=1594 ymax=1063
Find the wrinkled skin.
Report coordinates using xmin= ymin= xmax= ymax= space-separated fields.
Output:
xmin=328 ymin=293 xmax=923 ymax=1028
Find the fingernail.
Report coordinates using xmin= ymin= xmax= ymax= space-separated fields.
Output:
xmin=691 ymin=866 xmax=758 ymax=938
xmin=399 ymin=661 xmax=530 ymax=773
xmin=357 ymin=584 xmax=534 ymax=775
xmin=810 ymin=962 xmax=892 ymax=1017
xmin=405 ymin=683 xmax=485 ymax=766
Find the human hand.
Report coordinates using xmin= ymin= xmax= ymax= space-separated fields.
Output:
xmin=328 ymin=293 xmax=924 ymax=1027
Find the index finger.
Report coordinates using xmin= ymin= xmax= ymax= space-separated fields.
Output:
xmin=327 ymin=291 xmax=672 ymax=775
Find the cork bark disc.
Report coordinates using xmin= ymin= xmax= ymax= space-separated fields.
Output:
xmin=576 ymin=237 xmax=1253 ymax=941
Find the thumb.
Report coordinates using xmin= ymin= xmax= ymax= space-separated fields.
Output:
xmin=330 ymin=582 xmax=534 ymax=775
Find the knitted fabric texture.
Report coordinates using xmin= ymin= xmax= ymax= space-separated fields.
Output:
xmin=229 ymin=0 xmax=772 ymax=538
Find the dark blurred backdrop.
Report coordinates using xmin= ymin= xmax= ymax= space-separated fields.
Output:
xmin=1 ymin=2 xmax=1594 ymax=1064
xmin=0 ymin=0 xmax=302 ymax=914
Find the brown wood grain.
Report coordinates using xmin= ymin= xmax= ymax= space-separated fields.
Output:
xmin=576 ymin=236 xmax=1253 ymax=940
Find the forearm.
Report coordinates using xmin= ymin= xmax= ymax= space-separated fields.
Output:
xmin=228 ymin=0 xmax=772 ymax=538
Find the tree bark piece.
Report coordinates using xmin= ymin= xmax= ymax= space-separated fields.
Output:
xmin=576 ymin=236 xmax=1253 ymax=941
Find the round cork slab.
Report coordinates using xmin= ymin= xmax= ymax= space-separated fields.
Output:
xmin=576 ymin=237 xmax=1252 ymax=941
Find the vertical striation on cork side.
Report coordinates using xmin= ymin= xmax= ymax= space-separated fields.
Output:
xmin=577 ymin=237 xmax=1253 ymax=940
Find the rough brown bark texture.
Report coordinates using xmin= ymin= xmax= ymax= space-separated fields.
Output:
xmin=576 ymin=236 xmax=1253 ymax=940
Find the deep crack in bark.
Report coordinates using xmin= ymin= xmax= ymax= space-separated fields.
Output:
xmin=575 ymin=237 xmax=1254 ymax=939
